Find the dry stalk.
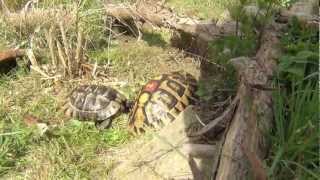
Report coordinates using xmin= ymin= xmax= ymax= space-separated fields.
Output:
xmin=44 ymin=27 xmax=57 ymax=68
xmin=30 ymin=65 xmax=50 ymax=78
xmin=56 ymin=41 xmax=68 ymax=76
xmin=26 ymin=49 xmax=39 ymax=67
xmin=107 ymin=17 xmax=113 ymax=65
xmin=59 ymin=21 xmax=73 ymax=77
xmin=75 ymin=27 xmax=84 ymax=73
xmin=189 ymin=97 xmax=239 ymax=137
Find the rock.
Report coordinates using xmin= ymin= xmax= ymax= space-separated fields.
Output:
xmin=110 ymin=106 xmax=216 ymax=180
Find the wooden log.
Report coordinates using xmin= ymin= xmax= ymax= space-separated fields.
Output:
xmin=215 ymin=29 xmax=279 ymax=180
xmin=278 ymin=0 xmax=319 ymax=28
xmin=181 ymin=144 xmax=216 ymax=158
xmin=104 ymin=2 xmax=236 ymax=41
xmin=0 ymin=49 xmax=25 ymax=62
xmin=0 ymin=49 xmax=25 ymax=74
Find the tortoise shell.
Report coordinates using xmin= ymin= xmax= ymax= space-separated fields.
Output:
xmin=64 ymin=85 xmax=127 ymax=129
xmin=128 ymin=72 xmax=198 ymax=134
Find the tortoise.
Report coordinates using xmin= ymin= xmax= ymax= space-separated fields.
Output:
xmin=64 ymin=85 xmax=130 ymax=130
xmin=128 ymin=71 xmax=198 ymax=134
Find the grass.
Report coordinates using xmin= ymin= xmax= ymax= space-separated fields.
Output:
xmin=167 ymin=0 xmax=235 ymax=19
xmin=269 ymin=81 xmax=319 ymax=179
xmin=266 ymin=18 xmax=319 ymax=179
xmin=0 ymin=68 xmax=132 ymax=178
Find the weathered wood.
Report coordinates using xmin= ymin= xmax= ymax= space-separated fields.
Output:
xmin=0 ymin=49 xmax=25 ymax=74
xmin=189 ymin=97 xmax=239 ymax=137
xmin=278 ymin=0 xmax=319 ymax=28
xmin=0 ymin=49 xmax=25 ymax=62
xmin=181 ymin=144 xmax=217 ymax=158
xmin=0 ymin=49 xmax=22 ymax=71
xmin=104 ymin=2 xmax=236 ymax=41
xmin=215 ymin=29 xmax=279 ymax=180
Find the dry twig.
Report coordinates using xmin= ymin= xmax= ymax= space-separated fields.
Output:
xmin=189 ymin=97 xmax=239 ymax=137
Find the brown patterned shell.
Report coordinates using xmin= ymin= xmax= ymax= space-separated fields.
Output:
xmin=128 ymin=72 xmax=198 ymax=134
xmin=65 ymin=85 xmax=126 ymax=123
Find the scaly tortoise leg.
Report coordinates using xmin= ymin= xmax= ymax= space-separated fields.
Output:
xmin=95 ymin=119 xmax=112 ymax=130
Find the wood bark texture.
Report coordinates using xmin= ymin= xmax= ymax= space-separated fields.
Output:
xmin=215 ymin=29 xmax=279 ymax=180
xmin=104 ymin=1 xmax=236 ymax=41
xmin=0 ymin=49 xmax=25 ymax=62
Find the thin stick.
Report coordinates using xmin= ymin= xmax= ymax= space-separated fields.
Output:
xmin=107 ymin=17 xmax=113 ymax=65
xmin=44 ymin=26 xmax=57 ymax=68
xmin=59 ymin=21 xmax=73 ymax=77
xmin=189 ymin=96 xmax=239 ymax=137
xmin=92 ymin=61 xmax=98 ymax=78
xmin=30 ymin=65 xmax=51 ymax=78
xmin=181 ymin=144 xmax=216 ymax=158
xmin=25 ymin=49 xmax=39 ymax=67
xmin=75 ymin=27 xmax=84 ymax=73
xmin=56 ymin=41 xmax=67 ymax=76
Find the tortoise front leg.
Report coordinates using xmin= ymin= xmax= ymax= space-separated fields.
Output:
xmin=95 ymin=119 xmax=112 ymax=130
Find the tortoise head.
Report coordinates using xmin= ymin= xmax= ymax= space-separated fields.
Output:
xmin=123 ymin=100 xmax=134 ymax=113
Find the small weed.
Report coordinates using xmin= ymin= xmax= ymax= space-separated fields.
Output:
xmin=208 ymin=35 xmax=257 ymax=65
xmin=196 ymin=34 xmax=256 ymax=102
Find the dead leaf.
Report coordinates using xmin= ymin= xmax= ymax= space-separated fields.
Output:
xmin=23 ymin=114 xmax=43 ymax=127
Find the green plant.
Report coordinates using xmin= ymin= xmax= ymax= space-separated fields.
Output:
xmin=278 ymin=17 xmax=319 ymax=85
xmin=167 ymin=0 xmax=235 ymax=19
xmin=202 ymin=34 xmax=256 ymax=101
xmin=268 ymin=16 xmax=319 ymax=180
xmin=269 ymin=80 xmax=319 ymax=179
xmin=0 ymin=129 xmax=32 ymax=176
xmin=202 ymin=0 xmax=282 ymax=101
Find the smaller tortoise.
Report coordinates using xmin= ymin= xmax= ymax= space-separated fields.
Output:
xmin=128 ymin=71 xmax=198 ymax=134
xmin=64 ymin=85 xmax=129 ymax=130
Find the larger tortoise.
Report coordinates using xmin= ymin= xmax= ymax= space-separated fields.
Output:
xmin=64 ymin=85 xmax=129 ymax=130
xmin=128 ymin=71 xmax=198 ymax=134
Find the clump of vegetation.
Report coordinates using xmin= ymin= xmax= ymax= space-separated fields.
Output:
xmin=268 ymin=17 xmax=319 ymax=179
